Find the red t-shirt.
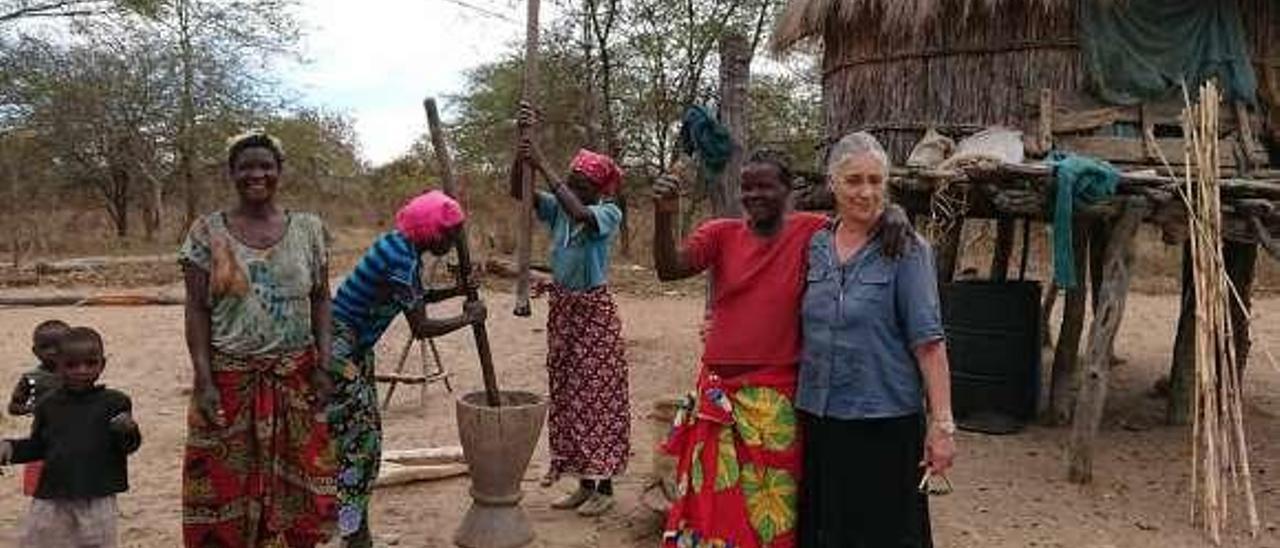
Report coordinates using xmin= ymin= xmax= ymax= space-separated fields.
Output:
xmin=683 ymin=212 xmax=828 ymax=366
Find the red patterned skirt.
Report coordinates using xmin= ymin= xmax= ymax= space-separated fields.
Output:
xmin=663 ymin=363 xmax=802 ymax=548
xmin=542 ymin=283 xmax=630 ymax=479
xmin=182 ymin=348 xmax=337 ymax=548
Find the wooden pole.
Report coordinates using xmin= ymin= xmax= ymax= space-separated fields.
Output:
xmin=1168 ymin=243 xmax=1196 ymax=425
xmin=712 ymin=32 xmax=749 ymax=219
xmin=935 ymin=217 xmax=965 ymax=287
xmin=990 ymin=216 xmax=1016 ymax=281
xmin=512 ymin=0 xmax=542 ymax=318
xmin=424 ymin=98 xmax=501 ymax=407
xmin=1223 ymin=241 xmax=1257 ymax=376
xmin=1048 ymin=222 xmax=1089 ymax=426
xmin=1068 ymin=198 xmax=1147 ymax=484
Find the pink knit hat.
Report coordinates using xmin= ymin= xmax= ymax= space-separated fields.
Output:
xmin=395 ymin=190 xmax=466 ymax=245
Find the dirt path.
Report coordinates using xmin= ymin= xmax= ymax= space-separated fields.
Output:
xmin=0 ymin=291 xmax=1278 ymax=547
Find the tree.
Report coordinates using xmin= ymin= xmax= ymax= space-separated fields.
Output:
xmin=0 ymin=0 xmax=157 ymax=24
xmin=2 ymin=34 xmax=172 ymax=237
xmin=0 ymin=2 xmax=319 ymax=241
xmin=130 ymin=0 xmax=302 ymax=230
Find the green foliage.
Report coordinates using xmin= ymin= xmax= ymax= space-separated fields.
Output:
xmin=0 ymin=0 xmax=357 ymax=241
xmin=442 ymin=0 xmax=819 ymax=189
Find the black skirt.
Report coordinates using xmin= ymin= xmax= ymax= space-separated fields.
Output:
xmin=798 ymin=412 xmax=933 ymax=548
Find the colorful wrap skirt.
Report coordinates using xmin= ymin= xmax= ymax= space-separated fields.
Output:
xmin=542 ymin=283 xmax=630 ymax=480
xmin=326 ymin=319 xmax=382 ymax=538
xmin=182 ymin=348 xmax=337 ymax=548
xmin=662 ymin=363 xmax=802 ymax=548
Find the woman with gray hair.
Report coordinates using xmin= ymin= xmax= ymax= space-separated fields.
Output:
xmin=797 ymin=132 xmax=956 ymax=547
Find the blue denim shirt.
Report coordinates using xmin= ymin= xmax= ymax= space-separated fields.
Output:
xmin=797 ymin=227 xmax=945 ymax=419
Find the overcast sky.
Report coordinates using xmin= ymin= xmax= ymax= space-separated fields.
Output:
xmin=284 ymin=0 xmax=555 ymax=166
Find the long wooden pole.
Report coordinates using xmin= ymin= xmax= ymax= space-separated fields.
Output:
xmin=512 ymin=0 xmax=541 ymax=318
xmin=424 ymin=98 xmax=501 ymax=407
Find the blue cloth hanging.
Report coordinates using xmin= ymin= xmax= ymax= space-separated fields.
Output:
xmin=677 ymin=106 xmax=734 ymax=188
xmin=1049 ymin=152 xmax=1120 ymax=288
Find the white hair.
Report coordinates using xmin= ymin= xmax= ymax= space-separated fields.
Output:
xmin=826 ymin=131 xmax=890 ymax=179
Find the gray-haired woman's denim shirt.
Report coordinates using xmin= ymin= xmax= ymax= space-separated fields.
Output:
xmin=797 ymin=227 xmax=945 ymax=420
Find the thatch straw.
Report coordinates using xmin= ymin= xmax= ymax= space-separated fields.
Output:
xmin=770 ymin=0 xmax=1069 ymax=53
xmin=803 ymin=0 xmax=1081 ymax=163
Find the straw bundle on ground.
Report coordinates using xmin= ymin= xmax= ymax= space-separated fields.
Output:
xmin=1181 ymin=80 xmax=1259 ymax=544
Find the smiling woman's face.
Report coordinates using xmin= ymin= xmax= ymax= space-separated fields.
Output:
xmin=829 ymin=153 xmax=887 ymax=225
xmin=231 ymin=146 xmax=281 ymax=206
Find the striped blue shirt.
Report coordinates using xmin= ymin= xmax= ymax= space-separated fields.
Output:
xmin=333 ymin=231 xmax=424 ymax=351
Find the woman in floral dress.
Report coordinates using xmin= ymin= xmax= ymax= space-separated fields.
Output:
xmin=181 ymin=131 xmax=338 ymax=547
xmin=515 ymin=105 xmax=630 ymax=517
xmin=651 ymin=149 xmax=912 ymax=547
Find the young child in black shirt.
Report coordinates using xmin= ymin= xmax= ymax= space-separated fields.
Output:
xmin=7 ymin=319 xmax=69 ymax=497
xmin=0 ymin=326 xmax=141 ymax=548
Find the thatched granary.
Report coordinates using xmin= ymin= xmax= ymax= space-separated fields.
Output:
xmin=769 ymin=0 xmax=1280 ymax=490
xmin=771 ymin=0 xmax=1279 ymax=169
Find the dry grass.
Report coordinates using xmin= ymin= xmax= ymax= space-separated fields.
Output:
xmin=770 ymin=0 xmax=1070 ymax=52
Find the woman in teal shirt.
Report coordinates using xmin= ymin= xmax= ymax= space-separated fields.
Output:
xmin=513 ymin=107 xmax=629 ymax=517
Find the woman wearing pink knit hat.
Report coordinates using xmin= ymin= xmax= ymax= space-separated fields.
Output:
xmin=327 ymin=190 xmax=486 ymax=547
xmin=512 ymin=104 xmax=629 ymax=517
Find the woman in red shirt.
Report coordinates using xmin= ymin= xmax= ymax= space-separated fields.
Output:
xmin=652 ymin=149 xmax=908 ymax=547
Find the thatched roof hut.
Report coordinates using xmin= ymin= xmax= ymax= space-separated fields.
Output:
xmin=771 ymin=0 xmax=1278 ymax=168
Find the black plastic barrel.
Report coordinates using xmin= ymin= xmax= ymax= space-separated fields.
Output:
xmin=941 ymin=280 xmax=1042 ymax=434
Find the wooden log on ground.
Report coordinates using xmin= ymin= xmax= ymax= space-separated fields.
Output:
xmin=1068 ymin=198 xmax=1147 ymax=484
xmin=383 ymin=446 xmax=466 ymax=466
xmin=0 ymin=294 xmax=184 ymax=307
xmin=374 ymin=462 xmax=468 ymax=488
xmin=1048 ymin=225 xmax=1089 ymax=426
xmin=35 ymin=254 xmax=176 ymax=274
xmin=481 ymin=257 xmax=553 ymax=281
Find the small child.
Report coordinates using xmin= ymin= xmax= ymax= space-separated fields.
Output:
xmin=7 ymin=320 xmax=70 ymax=497
xmin=0 ymin=326 xmax=141 ymax=548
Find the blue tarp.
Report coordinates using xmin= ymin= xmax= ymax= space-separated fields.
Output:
xmin=1081 ymin=0 xmax=1258 ymax=106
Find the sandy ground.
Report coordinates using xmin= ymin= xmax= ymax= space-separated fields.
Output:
xmin=1 ymin=288 xmax=1279 ymax=548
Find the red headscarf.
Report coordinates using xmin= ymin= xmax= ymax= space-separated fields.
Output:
xmin=569 ymin=149 xmax=623 ymax=195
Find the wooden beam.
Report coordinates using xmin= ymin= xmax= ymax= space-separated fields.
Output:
xmin=1068 ymin=198 xmax=1147 ymax=484
xmin=1057 ymin=136 xmax=1239 ymax=168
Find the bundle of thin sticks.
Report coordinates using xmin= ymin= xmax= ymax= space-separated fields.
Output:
xmin=1181 ymin=80 xmax=1260 ymax=544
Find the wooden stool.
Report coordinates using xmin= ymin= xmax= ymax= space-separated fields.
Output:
xmin=377 ymin=335 xmax=453 ymax=409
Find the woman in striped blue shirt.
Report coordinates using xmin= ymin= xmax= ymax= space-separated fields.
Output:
xmin=328 ymin=190 xmax=486 ymax=548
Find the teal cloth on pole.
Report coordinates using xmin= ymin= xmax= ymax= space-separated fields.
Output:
xmin=1050 ymin=152 xmax=1119 ymax=288
xmin=678 ymin=106 xmax=733 ymax=188
xmin=1081 ymin=0 xmax=1257 ymax=105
